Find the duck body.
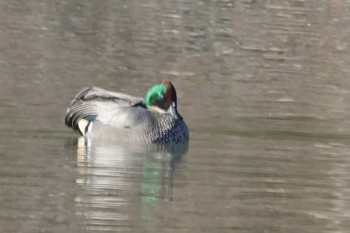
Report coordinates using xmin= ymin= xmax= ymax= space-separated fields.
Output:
xmin=65 ymin=80 xmax=189 ymax=143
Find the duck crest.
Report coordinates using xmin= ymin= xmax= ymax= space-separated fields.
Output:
xmin=161 ymin=80 xmax=172 ymax=106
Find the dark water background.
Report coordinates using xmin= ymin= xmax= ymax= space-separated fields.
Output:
xmin=1 ymin=1 xmax=350 ymax=232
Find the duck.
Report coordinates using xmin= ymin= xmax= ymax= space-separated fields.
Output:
xmin=65 ymin=80 xmax=189 ymax=143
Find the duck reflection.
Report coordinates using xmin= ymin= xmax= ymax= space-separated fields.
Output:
xmin=74 ymin=137 xmax=188 ymax=231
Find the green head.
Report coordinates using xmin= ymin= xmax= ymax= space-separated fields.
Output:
xmin=144 ymin=83 xmax=166 ymax=106
xmin=143 ymin=80 xmax=176 ymax=110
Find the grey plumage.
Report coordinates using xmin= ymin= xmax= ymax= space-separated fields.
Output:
xmin=65 ymin=86 xmax=189 ymax=143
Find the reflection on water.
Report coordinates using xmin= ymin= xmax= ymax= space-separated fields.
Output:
xmin=74 ymin=137 xmax=187 ymax=232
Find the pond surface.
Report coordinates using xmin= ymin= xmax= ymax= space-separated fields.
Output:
xmin=1 ymin=0 xmax=350 ymax=232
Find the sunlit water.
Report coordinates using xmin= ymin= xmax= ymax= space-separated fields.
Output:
xmin=1 ymin=1 xmax=350 ymax=232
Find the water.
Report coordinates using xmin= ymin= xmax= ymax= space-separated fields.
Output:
xmin=1 ymin=0 xmax=350 ymax=232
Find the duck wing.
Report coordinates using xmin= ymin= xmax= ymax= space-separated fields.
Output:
xmin=70 ymin=86 xmax=143 ymax=106
xmin=65 ymin=87 xmax=145 ymax=135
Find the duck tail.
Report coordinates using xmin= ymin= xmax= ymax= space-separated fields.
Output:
xmin=65 ymin=87 xmax=98 ymax=136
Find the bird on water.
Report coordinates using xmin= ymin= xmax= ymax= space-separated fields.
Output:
xmin=65 ymin=80 xmax=189 ymax=144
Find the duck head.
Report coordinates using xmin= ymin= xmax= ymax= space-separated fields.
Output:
xmin=144 ymin=80 xmax=178 ymax=114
